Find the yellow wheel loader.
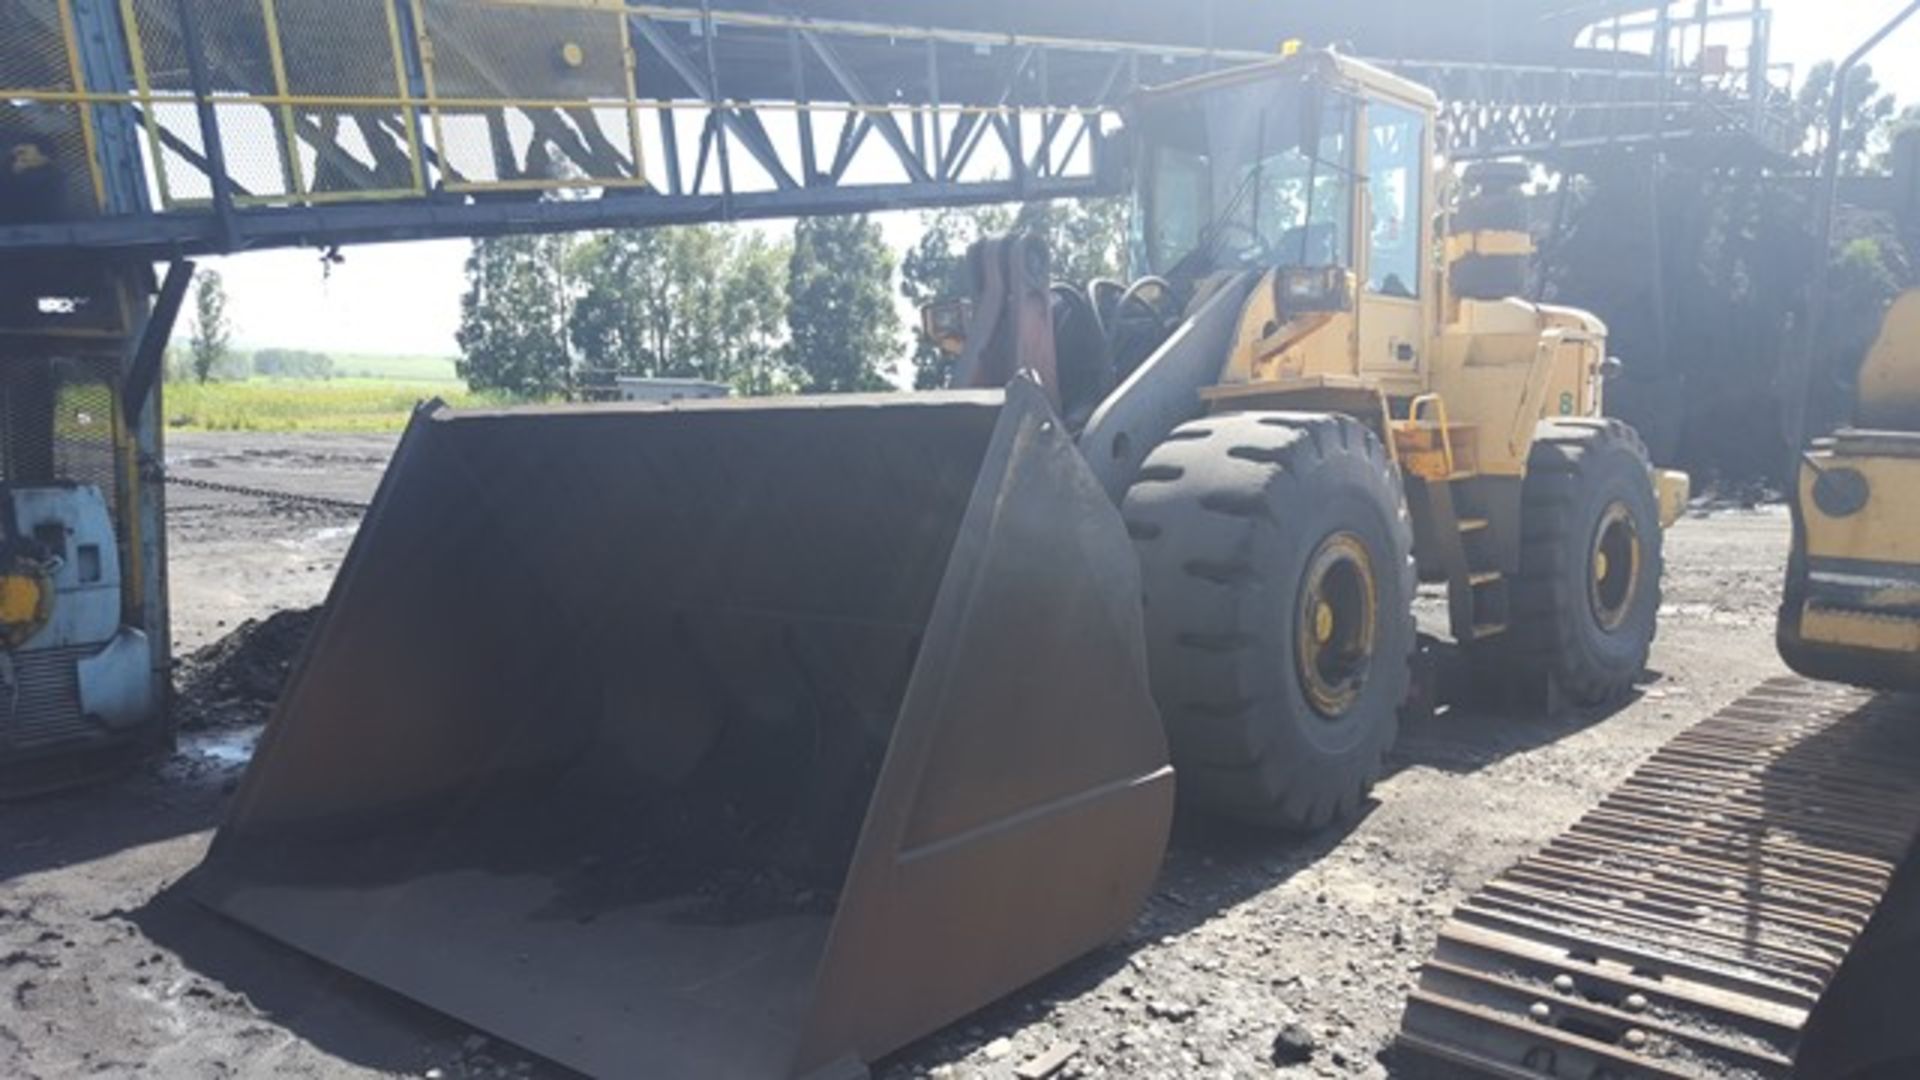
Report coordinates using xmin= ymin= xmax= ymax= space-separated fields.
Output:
xmin=1780 ymin=289 xmax=1920 ymax=691
xmin=194 ymin=51 xmax=1683 ymax=1078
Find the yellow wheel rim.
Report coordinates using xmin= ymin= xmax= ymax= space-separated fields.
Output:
xmin=1296 ymin=532 xmax=1379 ymax=720
xmin=1314 ymin=601 xmax=1336 ymax=645
xmin=1589 ymin=501 xmax=1643 ymax=632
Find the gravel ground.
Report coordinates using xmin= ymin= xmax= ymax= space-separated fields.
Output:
xmin=0 ymin=432 xmax=1798 ymax=1080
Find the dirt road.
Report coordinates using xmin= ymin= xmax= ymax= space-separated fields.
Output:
xmin=0 ymin=432 xmax=1795 ymax=1079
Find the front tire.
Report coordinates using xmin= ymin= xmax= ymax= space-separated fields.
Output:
xmin=1123 ymin=413 xmax=1416 ymax=830
xmin=1501 ymin=420 xmax=1664 ymax=706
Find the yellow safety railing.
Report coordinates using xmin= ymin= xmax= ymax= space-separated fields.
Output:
xmin=1406 ymin=392 xmax=1457 ymax=479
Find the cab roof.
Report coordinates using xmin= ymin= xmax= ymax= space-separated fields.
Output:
xmin=1134 ymin=51 xmax=1443 ymax=115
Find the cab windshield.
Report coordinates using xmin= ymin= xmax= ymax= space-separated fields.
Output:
xmin=1135 ymin=78 xmax=1357 ymax=278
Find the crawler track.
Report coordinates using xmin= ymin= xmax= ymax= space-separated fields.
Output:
xmin=1399 ymin=678 xmax=1920 ymax=1078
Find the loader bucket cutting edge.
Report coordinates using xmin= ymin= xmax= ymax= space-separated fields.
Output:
xmin=191 ymin=382 xmax=1174 ymax=1079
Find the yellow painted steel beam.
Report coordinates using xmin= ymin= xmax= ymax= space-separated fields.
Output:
xmin=56 ymin=0 xmax=108 ymax=211
xmin=381 ymin=0 xmax=427 ymax=195
xmin=258 ymin=0 xmax=312 ymax=200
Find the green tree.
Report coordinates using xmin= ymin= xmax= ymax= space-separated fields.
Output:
xmin=569 ymin=225 xmax=792 ymax=396
xmin=899 ymin=198 xmax=1129 ymax=389
xmin=456 ymin=233 xmax=575 ymax=399
xmin=785 ymin=215 xmax=901 ymax=393
xmin=1813 ymin=235 xmax=1910 ymax=431
xmin=1879 ymin=104 xmax=1920 ymax=174
xmin=718 ymin=232 xmax=793 ymax=395
xmin=189 ymin=269 xmax=232 ymax=384
xmin=1547 ymin=149 xmax=1914 ymax=484
xmin=1031 ymin=197 xmax=1130 ymax=285
xmin=568 ymin=228 xmax=671 ymax=380
xmin=1794 ymin=61 xmax=1899 ymax=175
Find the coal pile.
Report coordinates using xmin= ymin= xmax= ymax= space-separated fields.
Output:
xmin=172 ymin=608 xmax=320 ymax=730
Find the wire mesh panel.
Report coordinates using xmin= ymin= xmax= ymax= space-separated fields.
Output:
xmin=1 ymin=0 xmax=103 ymax=218
xmin=0 ymin=357 xmax=124 ymax=541
xmin=272 ymin=0 xmax=422 ymax=201
xmin=121 ymin=0 xmax=421 ymax=207
xmin=0 ymin=2 xmax=78 ymax=95
xmin=123 ymin=0 xmax=291 ymax=204
xmin=417 ymin=0 xmax=645 ymax=192
xmin=51 ymin=361 xmax=123 ymax=518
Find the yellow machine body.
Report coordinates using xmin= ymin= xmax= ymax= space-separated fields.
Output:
xmin=1191 ymin=58 xmax=1609 ymax=477
xmin=1781 ymin=289 xmax=1920 ymax=689
xmin=1145 ymin=53 xmax=1681 ymax=646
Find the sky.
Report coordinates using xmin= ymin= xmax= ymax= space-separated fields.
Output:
xmin=193 ymin=0 xmax=1920 ymax=359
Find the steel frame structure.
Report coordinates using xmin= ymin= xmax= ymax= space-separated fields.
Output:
xmin=0 ymin=0 xmax=1791 ymax=260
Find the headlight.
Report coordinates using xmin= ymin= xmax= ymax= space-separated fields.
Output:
xmin=920 ymin=299 xmax=973 ymax=356
xmin=1276 ymin=266 xmax=1352 ymax=313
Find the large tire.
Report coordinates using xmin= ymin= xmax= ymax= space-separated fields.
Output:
xmin=1502 ymin=419 xmax=1664 ymax=706
xmin=1122 ymin=413 xmax=1416 ymax=830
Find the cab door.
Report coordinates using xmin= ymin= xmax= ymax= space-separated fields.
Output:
xmin=1356 ymin=100 xmax=1431 ymax=395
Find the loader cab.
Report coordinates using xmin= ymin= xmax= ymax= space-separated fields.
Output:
xmin=1128 ymin=53 xmax=1440 ymax=385
xmin=1132 ymin=71 xmax=1359 ymax=283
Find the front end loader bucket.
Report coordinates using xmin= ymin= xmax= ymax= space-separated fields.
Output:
xmin=191 ymin=382 xmax=1174 ymax=1079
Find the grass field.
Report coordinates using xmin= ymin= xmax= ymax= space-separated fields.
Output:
xmin=163 ymin=378 xmax=492 ymax=433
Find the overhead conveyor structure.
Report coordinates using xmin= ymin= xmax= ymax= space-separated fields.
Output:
xmin=2 ymin=0 xmax=1793 ymax=260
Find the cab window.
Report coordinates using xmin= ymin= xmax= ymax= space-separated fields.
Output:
xmin=1367 ymin=103 xmax=1425 ymax=299
xmin=1144 ymin=145 xmax=1211 ymax=273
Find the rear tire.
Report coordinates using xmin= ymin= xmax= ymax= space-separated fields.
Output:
xmin=1498 ymin=420 xmax=1663 ymax=706
xmin=1123 ymin=413 xmax=1416 ymax=830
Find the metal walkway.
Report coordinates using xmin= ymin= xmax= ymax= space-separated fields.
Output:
xmin=1399 ymin=678 xmax=1920 ymax=1078
xmin=2 ymin=1 xmax=1792 ymax=259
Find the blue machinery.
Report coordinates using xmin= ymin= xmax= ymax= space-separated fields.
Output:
xmin=0 ymin=0 xmax=1788 ymax=774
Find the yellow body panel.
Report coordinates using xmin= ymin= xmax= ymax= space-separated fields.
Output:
xmin=1782 ymin=292 xmax=1920 ymax=686
xmin=0 ymin=576 xmax=45 ymax=626
xmin=1219 ymin=277 xmax=1354 ymax=387
xmin=1798 ymin=451 xmax=1920 ymax=570
xmin=1656 ymin=470 xmax=1690 ymax=529
xmin=1800 ymin=607 xmax=1920 ymax=654
xmin=0 ymin=571 xmax=52 ymax=650
xmin=1858 ymin=289 xmax=1920 ymax=430
xmin=1788 ymin=447 xmax=1920 ymax=671
xmin=1217 ymin=285 xmax=1606 ymax=478
xmin=1421 ymin=301 xmax=1605 ymax=476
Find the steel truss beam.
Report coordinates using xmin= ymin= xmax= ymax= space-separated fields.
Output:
xmin=0 ymin=1 xmax=1788 ymax=259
